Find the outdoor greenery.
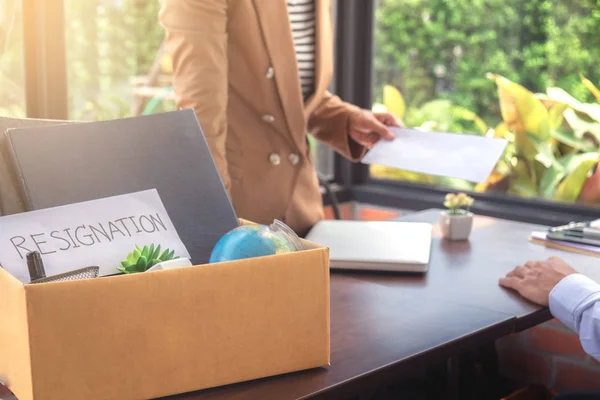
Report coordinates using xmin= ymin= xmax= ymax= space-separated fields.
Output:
xmin=372 ymin=0 xmax=600 ymax=206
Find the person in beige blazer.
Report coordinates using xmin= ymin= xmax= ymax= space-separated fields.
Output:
xmin=159 ymin=0 xmax=401 ymax=236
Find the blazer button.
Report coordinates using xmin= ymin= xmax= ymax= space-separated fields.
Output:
xmin=288 ymin=153 xmax=300 ymax=166
xmin=266 ymin=67 xmax=275 ymax=79
xmin=262 ymin=114 xmax=275 ymax=123
xmin=269 ymin=153 xmax=281 ymax=166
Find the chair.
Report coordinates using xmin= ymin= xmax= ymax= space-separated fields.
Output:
xmin=318 ymin=172 xmax=341 ymax=220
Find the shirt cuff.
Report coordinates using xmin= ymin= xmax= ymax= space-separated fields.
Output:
xmin=549 ymin=273 xmax=600 ymax=332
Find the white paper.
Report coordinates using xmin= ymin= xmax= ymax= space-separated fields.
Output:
xmin=361 ymin=128 xmax=508 ymax=182
xmin=0 ymin=189 xmax=190 ymax=283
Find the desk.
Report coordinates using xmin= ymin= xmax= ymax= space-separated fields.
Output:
xmin=165 ymin=209 xmax=599 ymax=400
xmin=349 ymin=209 xmax=600 ymax=331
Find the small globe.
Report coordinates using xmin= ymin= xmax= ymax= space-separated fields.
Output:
xmin=209 ymin=224 xmax=278 ymax=263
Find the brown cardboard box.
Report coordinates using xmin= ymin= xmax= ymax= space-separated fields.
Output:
xmin=0 ymin=233 xmax=330 ymax=400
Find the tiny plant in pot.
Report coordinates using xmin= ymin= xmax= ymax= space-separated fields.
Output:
xmin=118 ymin=244 xmax=179 ymax=274
xmin=440 ymin=192 xmax=474 ymax=241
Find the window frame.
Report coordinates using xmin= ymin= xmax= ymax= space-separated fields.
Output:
xmin=22 ymin=0 xmax=68 ymax=119
xmin=333 ymin=0 xmax=600 ymax=226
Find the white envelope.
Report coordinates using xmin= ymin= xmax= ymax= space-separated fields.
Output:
xmin=361 ymin=127 xmax=508 ymax=183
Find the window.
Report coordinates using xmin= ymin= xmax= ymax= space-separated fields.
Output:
xmin=0 ymin=0 xmax=25 ymax=117
xmin=64 ymin=0 xmax=175 ymax=120
xmin=371 ymin=0 xmax=600 ymax=207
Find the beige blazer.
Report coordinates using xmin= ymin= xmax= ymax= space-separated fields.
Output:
xmin=160 ymin=0 xmax=365 ymax=236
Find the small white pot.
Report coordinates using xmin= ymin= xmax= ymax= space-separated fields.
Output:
xmin=439 ymin=210 xmax=473 ymax=241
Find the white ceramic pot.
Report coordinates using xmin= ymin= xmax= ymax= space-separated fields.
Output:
xmin=439 ymin=211 xmax=473 ymax=241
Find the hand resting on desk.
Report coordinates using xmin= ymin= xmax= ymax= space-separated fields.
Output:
xmin=500 ymin=256 xmax=600 ymax=362
xmin=499 ymin=256 xmax=576 ymax=306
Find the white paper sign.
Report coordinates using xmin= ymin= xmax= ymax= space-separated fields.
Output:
xmin=361 ymin=127 xmax=508 ymax=182
xmin=0 ymin=189 xmax=190 ymax=283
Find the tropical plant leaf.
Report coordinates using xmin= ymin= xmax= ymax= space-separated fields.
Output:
xmin=547 ymin=87 xmax=600 ymax=123
xmin=508 ymin=158 xmax=537 ymax=198
xmin=548 ymin=103 xmax=569 ymax=131
xmin=563 ymin=108 xmax=600 ymax=141
xmin=450 ymin=106 xmax=487 ymax=135
xmin=581 ymin=74 xmax=600 ymax=103
xmin=553 ymin=153 xmax=600 ymax=202
xmin=527 ymin=133 xmax=556 ymax=169
xmin=539 ymin=162 xmax=565 ymax=198
xmin=383 ymin=85 xmax=406 ymax=120
xmin=487 ymin=73 xmax=550 ymax=159
xmin=491 ymin=122 xmax=510 ymax=140
xmin=551 ymin=129 xmax=596 ymax=152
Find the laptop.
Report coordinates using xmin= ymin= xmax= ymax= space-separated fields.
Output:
xmin=305 ymin=220 xmax=433 ymax=273
xmin=3 ymin=110 xmax=239 ymax=265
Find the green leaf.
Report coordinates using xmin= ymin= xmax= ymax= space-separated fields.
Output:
xmin=117 ymin=267 xmax=126 ymax=274
xmin=126 ymin=251 xmax=137 ymax=264
xmin=136 ymin=255 xmax=148 ymax=271
xmin=508 ymin=158 xmax=537 ymax=198
xmin=547 ymin=87 xmax=600 ymax=123
xmin=148 ymin=244 xmax=155 ymax=260
xmin=548 ymin=103 xmax=568 ymax=131
xmin=553 ymin=153 xmax=600 ymax=202
xmin=159 ymin=248 xmax=170 ymax=261
xmin=141 ymin=245 xmax=150 ymax=259
xmin=487 ymin=74 xmax=550 ymax=149
xmin=135 ymin=244 xmax=142 ymax=252
xmin=539 ymin=162 xmax=565 ymax=198
xmin=125 ymin=264 xmax=138 ymax=273
xmin=527 ymin=133 xmax=556 ymax=169
xmin=152 ymin=244 xmax=161 ymax=260
xmin=121 ymin=260 xmax=134 ymax=268
xmin=551 ymin=129 xmax=596 ymax=152
xmin=167 ymin=249 xmax=175 ymax=260
xmin=563 ymin=109 xmax=600 ymax=141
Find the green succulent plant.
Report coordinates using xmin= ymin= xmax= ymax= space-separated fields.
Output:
xmin=118 ymin=244 xmax=178 ymax=274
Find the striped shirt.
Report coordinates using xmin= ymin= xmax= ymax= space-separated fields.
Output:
xmin=286 ymin=0 xmax=316 ymax=101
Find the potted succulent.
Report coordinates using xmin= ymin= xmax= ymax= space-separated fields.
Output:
xmin=440 ymin=192 xmax=475 ymax=240
xmin=118 ymin=244 xmax=190 ymax=274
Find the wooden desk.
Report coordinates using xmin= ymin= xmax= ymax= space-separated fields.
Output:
xmin=165 ymin=275 xmax=513 ymax=400
xmin=349 ymin=209 xmax=600 ymax=331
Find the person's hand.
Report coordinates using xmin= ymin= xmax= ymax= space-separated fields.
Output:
xmin=348 ymin=110 xmax=403 ymax=149
xmin=499 ymin=256 xmax=577 ymax=306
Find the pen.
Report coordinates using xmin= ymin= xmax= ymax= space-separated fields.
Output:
xmin=26 ymin=251 xmax=46 ymax=282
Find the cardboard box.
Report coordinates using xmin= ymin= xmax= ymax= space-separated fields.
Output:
xmin=0 ymin=230 xmax=330 ymax=400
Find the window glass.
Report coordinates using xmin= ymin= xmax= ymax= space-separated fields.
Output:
xmin=0 ymin=0 xmax=25 ymax=118
xmin=65 ymin=0 xmax=175 ymax=120
xmin=372 ymin=0 xmax=600 ymax=206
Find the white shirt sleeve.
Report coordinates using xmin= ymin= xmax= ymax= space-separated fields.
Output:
xmin=549 ymin=273 xmax=600 ymax=361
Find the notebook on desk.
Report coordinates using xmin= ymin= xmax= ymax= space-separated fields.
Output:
xmin=305 ymin=220 xmax=433 ymax=272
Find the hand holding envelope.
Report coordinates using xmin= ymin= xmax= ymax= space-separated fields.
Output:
xmin=361 ymin=127 xmax=508 ymax=183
